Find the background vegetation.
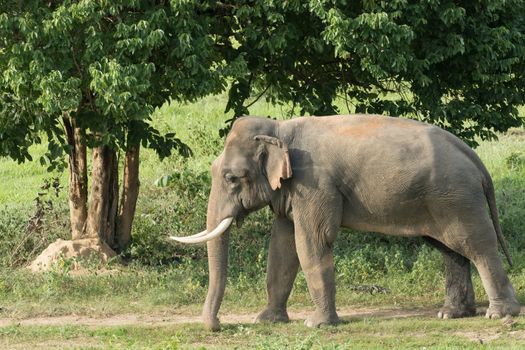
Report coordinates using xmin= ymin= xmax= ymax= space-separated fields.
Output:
xmin=0 ymin=95 xmax=524 ymax=348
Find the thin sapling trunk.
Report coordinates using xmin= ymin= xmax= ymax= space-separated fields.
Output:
xmin=117 ymin=144 xmax=140 ymax=251
xmin=63 ymin=117 xmax=88 ymax=240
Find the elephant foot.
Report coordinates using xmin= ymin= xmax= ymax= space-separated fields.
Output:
xmin=203 ymin=316 xmax=221 ymax=331
xmin=486 ymin=301 xmax=521 ymax=319
xmin=304 ymin=309 xmax=339 ymax=328
xmin=437 ymin=305 xmax=476 ymax=319
xmin=254 ymin=308 xmax=290 ymax=323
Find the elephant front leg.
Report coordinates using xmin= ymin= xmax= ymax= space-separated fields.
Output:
xmin=294 ymin=219 xmax=340 ymax=327
xmin=255 ymin=217 xmax=299 ymax=324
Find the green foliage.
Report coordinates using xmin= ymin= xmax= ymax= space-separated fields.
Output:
xmin=506 ymin=151 xmax=525 ymax=170
xmin=0 ymin=266 xmax=209 ymax=316
xmin=0 ymin=0 xmax=221 ymax=164
xmin=126 ymin=167 xmax=211 ymax=266
xmin=0 ymin=207 xmax=34 ymax=267
xmin=213 ymin=0 xmax=525 ymax=144
xmin=2 ymin=0 xmax=524 ymax=163
xmin=475 ymin=132 xmax=525 ymax=255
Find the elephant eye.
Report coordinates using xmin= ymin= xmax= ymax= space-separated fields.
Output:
xmin=224 ymin=173 xmax=237 ymax=183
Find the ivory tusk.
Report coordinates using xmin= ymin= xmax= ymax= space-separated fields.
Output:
xmin=168 ymin=229 xmax=208 ymax=242
xmin=177 ymin=229 xmax=209 ymax=239
xmin=168 ymin=229 xmax=209 ymax=242
xmin=169 ymin=217 xmax=233 ymax=244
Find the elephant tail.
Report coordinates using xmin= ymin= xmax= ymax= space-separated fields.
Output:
xmin=483 ymin=175 xmax=513 ymax=267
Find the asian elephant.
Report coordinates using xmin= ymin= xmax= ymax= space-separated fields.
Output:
xmin=170 ymin=115 xmax=520 ymax=331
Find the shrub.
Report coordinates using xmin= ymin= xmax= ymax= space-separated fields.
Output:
xmin=0 ymin=177 xmax=69 ymax=268
xmin=125 ymin=167 xmax=211 ymax=266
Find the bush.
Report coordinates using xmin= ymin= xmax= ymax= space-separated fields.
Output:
xmin=0 ymin=177 xmax=69 ymax=268
xmin=125 ymin=167 xmax=211 ymax=266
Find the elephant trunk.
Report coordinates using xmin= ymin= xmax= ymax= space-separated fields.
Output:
xmin=202 ymin=190 xmax=231 ymax=331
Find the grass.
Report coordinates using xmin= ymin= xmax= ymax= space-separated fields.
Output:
xmin=2 ymin=256 xmax=525 ymax=320
xmin=0 ymin=94 xmax=524 ymax=348
xmin=2 ymin=316 xmax=525 ymax=349
xmin=0 ymin=143 xmax=68 ymax=208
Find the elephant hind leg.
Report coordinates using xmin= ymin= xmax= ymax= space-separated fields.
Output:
xmin=424 ymin=237 xmax=476 ymax=319
xmin=431 ymin=213 xmax=520 ymax=319
xmin=470 ymin=249 xmax=520 ymax=318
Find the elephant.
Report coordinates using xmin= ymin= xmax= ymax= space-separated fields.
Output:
xmin=170 ymin=114 xmax=520 ymax=331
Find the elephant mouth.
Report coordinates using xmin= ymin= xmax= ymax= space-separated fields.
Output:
xmin=235 ymin=215 xmax=245 ymax=228
xmin=235 ymin=200 xmax=249 ymax=228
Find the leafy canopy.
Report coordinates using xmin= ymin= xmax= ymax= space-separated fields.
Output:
xmin=0 ymin=0 xmax=231 ymax=164
xmin=220 ymin=0 xmax=525 ymax=144
xmin=1 ymin=0 xmax=524 ymax=161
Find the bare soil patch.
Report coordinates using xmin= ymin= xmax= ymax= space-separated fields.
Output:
xmin=0 ymin=307 xmax=447 ymax=328
xmin=1 ymin=306 xmax=523 ymax=328
xmin=3 ymin=338 xmax=100 ymax=350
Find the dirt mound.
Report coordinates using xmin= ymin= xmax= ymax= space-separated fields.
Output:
xmin=28 ymin=238 xmax=117 ymax=272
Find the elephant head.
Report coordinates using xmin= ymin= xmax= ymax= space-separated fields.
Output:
xmin=170 ymin=117 xmax=292 ymax=330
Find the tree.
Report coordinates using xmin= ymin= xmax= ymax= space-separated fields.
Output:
xmin=217 ymin=0 xmax=525 ymax=144
xmin=0 ymin=1 xmax=234 ymax=251
xmin=1 ymin=0 xmax=524 ymax=254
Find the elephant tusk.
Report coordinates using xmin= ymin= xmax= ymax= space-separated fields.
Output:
xmin=169 ymin=217 xmax=233 ymax=244
xmin=168 ymin=229 xmax=209 ymax=243
xmin=173 ymin=229 xmax=209 ymax=239
xmin=169 ymin=229 xmax=208 ymax=243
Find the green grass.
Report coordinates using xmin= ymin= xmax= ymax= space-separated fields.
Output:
xmin=2 ymin=316 xmax=525 ymax=349
xmin=2 ymin=260 xmax=525 ymax=321
xmin=0 ymin=143 xmax=68 ymax=208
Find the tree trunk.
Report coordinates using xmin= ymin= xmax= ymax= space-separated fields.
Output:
xmin=106 ymin=151 xmax=119 ymax=247
xmin=63 ymin=123 xmax=141 ymax=250
xmin=117 ymin=144 xmax=140 ymax=251
xmin=63 ymin=117 xmax=88 ymax=240
xmin=85 ymin=146 xmax=118 ymax=241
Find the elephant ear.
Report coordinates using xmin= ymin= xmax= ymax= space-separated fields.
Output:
xmin=254 ymin=135 xmax=292 ymax=190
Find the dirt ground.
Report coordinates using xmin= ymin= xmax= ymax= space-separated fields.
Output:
xmin=2 ymin=306 xmax=518 ymax=328
xmin=0 ymin=306 xmax=434 ymax=327
xmin=2 ymin=306 xmax=525 ymax=349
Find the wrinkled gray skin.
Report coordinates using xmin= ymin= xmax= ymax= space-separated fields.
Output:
xmin=202 ymin=115 xmax=520 ymax=331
